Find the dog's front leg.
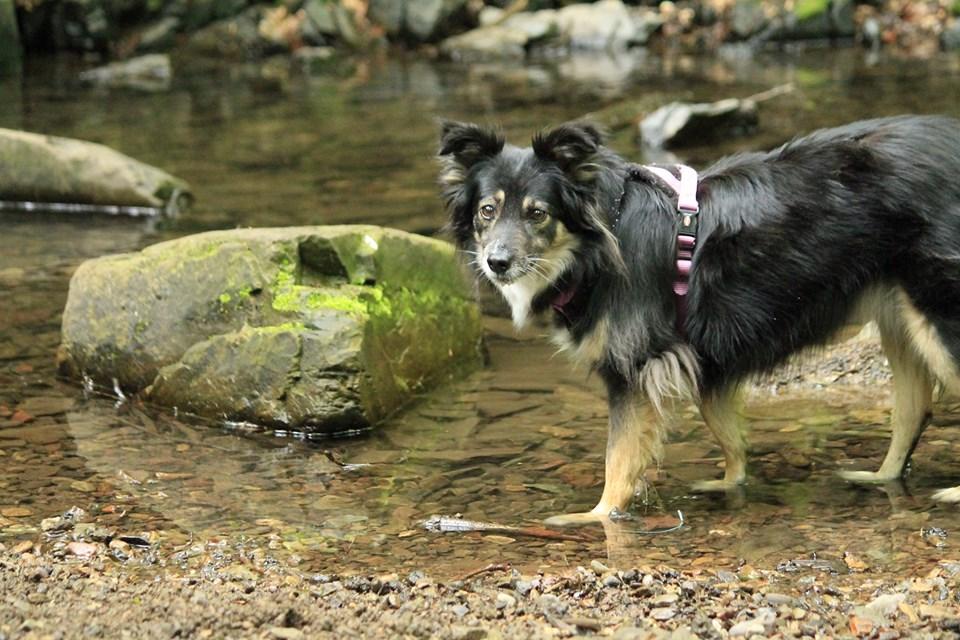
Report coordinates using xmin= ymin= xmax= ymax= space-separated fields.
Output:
xmin=545 ymin=383 xmax=664 ymax=526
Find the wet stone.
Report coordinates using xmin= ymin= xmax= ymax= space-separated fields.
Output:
xmin=17 ymin=396 xmax=76 ymax=417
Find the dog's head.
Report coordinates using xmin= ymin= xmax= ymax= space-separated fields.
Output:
xmin=438 ymin=121 xmax=621 ymax=323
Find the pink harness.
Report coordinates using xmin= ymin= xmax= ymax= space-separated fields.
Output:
xmin=551 ymin=164 xmax=701 ymax=335
xmin=642 ymin=165 xmax=700 ymax=333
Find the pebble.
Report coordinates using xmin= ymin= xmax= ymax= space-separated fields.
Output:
xmin=602 ymin=574 xmax=622 ymax=588
xmin=537 ymin=594 xmax=568 ymax=616
xmin=449 ymin=626 xmax=487 ymax=640
xmin=267 ymin=627 xmax=304 ymax=640
xmin=729 ymin=619 xmax=766 ymax=637
xmin=451 ymin=604 xmax=469 ymax=618
xmin=495 ymin=592 xmax=516 ymax=609
xmin=652 ymin=593 xmax=679 ymax=605
xmin=590 ymin=560 xmax=611 ymax=574
xmin=650 ymin=607 xmax=676 ymax=621
xmin=66 ymin=541 xmax=98 ymax=558
xmin=514 ymin=580 xmax=535 ymax=596
xmin=765 ymin=593 xmax=795 ymax=606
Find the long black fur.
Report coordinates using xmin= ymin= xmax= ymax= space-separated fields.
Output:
xmin=439 ymin=115 xmax=960 ymax=397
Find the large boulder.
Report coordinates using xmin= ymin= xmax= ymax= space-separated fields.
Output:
xmin=0 ymin=128 xmax=191 ymax=211
xmin=58 ymin=226 xmax=484 ymax=433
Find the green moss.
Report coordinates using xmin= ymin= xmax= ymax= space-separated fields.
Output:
xmin=358 ymin=284 xmax=483 ymax=422
xmin=272 ymin=282 xmax=372 ymax=317
xmin=795 ymin=0 xmax=828 ymax=21
xmin=305 ymin=291 xmax=367 ymax=314
xmin=218 ymin=293 xmax=232 ymax=304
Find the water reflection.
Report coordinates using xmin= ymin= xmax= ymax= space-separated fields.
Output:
xmin=3 ymin=324 xmax=960 ymax=581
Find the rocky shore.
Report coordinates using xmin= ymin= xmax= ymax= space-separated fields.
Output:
xmin=3 ymin=0 xmax=959 ymax=77
xmin=2 ymin=539 xmax=958 ymax=639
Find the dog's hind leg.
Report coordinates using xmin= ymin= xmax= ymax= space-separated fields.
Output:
xmin=840 ymin=304 xmax=933 ymax=484
xmin=545 ymin=387 xmax=664 ymax=526
xmin=691 ymin=387 xmax=747 ymax=492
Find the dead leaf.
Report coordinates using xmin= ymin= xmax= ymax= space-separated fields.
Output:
xmin=844 ymin=552 xmax=869 ymax=572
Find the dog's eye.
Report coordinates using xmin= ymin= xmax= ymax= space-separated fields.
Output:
xmin=527 ymin=208 xmax=548 ymax=223
xmin=478 ymin=204 xmax=496 ymax=220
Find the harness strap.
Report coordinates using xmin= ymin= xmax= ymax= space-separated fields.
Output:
xmin=641 ymin=164 xmax=700 ymax=334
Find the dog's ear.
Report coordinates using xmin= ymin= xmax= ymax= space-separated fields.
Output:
xmin=438 ymin=122 xmax=503 ymax=248
xmin=532 ymin=122 xmax=604 ymax=181
xmin=438 ymin=121 xmax=505 ymax=170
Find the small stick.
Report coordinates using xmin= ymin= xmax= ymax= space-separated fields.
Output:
xmin=455 ymin=562 xmax=511 ymax=582
xmin=744 ymin=83 xmax=795 ymax=103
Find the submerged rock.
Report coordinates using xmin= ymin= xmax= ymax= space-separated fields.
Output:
xmin=79 ymin=54 xmax=172 ymax=92
xmin=639 ymin=98 xmax=758 ymax=149
xmin=58 ymin=226 xmax=484 ymax=433
xmin=0 ymin=128 xmax=191 ymax=210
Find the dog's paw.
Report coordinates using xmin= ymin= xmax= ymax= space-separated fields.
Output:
xmin=543 ymin=511 xmax=605 ymax=527
xmin=690 ymin=478 xmax=744 ymax=493
xmin=932 ymin=486 xmax=960 ymax=503
xmin=837 ymin=469 xmax=900 ymax=484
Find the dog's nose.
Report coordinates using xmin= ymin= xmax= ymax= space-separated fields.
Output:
xmin=487 ymin=253 xmax=512 ymax=274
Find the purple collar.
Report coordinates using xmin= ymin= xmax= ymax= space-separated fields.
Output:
xmin=550 ymin=281 xmax=578 ymax=326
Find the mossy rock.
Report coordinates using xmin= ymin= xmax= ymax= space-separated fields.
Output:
xmin=58 ymin=226 xmax=484 ymax=433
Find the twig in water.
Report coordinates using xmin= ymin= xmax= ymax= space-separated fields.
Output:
xmin=422 ymin=515 xmax=595 ymax=543
xmin=455 ymin=562 xmax=512 ymax=582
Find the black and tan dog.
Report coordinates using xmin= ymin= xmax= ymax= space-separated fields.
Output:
xmin=438 ymin=115 xmax=960 ymax=523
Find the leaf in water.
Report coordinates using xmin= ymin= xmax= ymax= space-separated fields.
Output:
xmin=844 ymin=552 xmax=869 ymax=572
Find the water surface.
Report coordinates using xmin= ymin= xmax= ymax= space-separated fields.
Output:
xmin=2 ymin=47 xmax=960 ymax=581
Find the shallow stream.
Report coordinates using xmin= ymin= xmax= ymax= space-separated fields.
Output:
xmin=2 ymin=48 xmax=960 ymax=582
